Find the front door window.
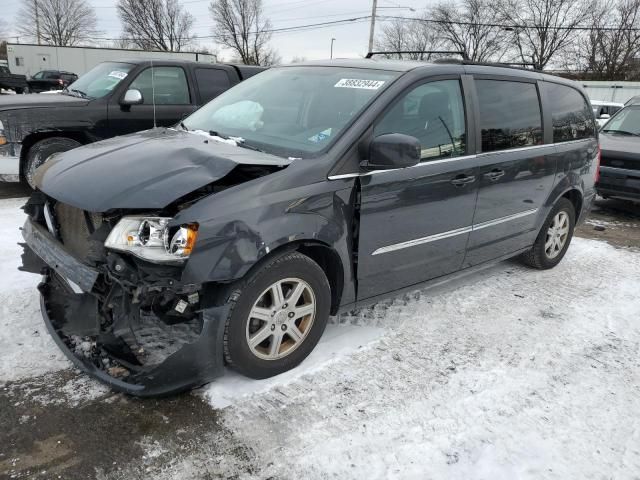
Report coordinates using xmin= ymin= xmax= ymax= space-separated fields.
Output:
xmin=374 ymin=79 xmax=467 ymax=161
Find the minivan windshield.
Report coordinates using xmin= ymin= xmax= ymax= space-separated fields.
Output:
xmin=183 ymin=66 xmax=400 ymax=157
xmin=65 ymin=62 xmax=134 ymax=99
xmin=601 ymin=107 xmax=640 ymax=136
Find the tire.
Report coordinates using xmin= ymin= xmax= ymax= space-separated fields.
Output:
xmin=223 ymin=251 xmax=331 ymax=379
xmin=520 ymin=198 xmax=576 ymax=269
xmin=15 ymin=87 xmax=23 ymax=94
xmin=24 ymin=137 xmax=81 ymax=189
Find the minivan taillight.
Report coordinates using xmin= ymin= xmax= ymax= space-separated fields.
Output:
xmin=58 ymin=79 xmax=64 ymax=86
xmin=596 ymin=145 xmax=601 ymax=183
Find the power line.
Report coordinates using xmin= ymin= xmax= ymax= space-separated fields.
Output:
xmin=81 ymin=15 xmax=372 ymax=42
xmin=379 ymin=14 xmax=640 ymax=32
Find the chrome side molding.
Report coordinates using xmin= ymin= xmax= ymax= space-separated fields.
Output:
xmin=371 ymin=208 xmax=538 ymax=255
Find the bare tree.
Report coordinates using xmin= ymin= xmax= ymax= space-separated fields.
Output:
xmin=209 ymin=0 xmax=277 ymax=65
xmin=375 ymin=15 xmax=443 ymax=60
xmin=431 ymin=0 xmax=509 ymax=62
xmin=497 ymin=0 xmax=593 ymax=70
xmin=569 ymin=0 xmax=640 ymax=79
xmin=0 ymin=19 xmax=7 ymax=41
xmin=16 ymin=0 xmax=98 ymax=46
xmin=117 ymin=0 xmax=195 ymax=52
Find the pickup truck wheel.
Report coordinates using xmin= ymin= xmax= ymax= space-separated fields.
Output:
xmin=24 ymin=137 xmax=81 ymax=189
xmin=520 ymin=198 xmax=576 ymax=269
xmin=223 ymin=252 xmax=331 ymax=379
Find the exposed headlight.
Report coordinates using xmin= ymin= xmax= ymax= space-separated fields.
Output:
xmin=105 ymin=216 xmax=198 ymax=263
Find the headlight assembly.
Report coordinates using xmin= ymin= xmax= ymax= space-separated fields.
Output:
xmin=105 ymin=216 xmax=198 ymax=263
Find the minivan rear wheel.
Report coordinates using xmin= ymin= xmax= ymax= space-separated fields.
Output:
xmin=223 ymin=251 xmax=331 ymax=379
xmin=520 ymin=198 xmax=576 ymax=269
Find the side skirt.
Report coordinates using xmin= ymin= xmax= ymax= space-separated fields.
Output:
xmin=337 ymin=246 xmax=531 ymax=315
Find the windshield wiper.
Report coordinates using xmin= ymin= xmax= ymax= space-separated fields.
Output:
xmin=180 ymin=121 xmax=190 ymax=131
xmin=63 ymin=88 xmax=90 ymax=99
xmin=602 ymin=129 xmax=640 ymax=136
xmin=235 ymin=139 xmax=265 ymax=153
xmin=207 ymin=130 xmax=266 ymax=152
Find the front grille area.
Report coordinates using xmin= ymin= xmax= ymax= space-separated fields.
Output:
xmin=601 ymin=156 xmax=640 ymax=171
xmin=54 ymin=202 xmax=103 ymax=261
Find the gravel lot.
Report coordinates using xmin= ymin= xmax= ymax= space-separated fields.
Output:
xmin=1 ymin=187 xmax=639 ymax=480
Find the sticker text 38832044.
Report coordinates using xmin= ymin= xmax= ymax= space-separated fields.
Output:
xmin=334 ymin=79 xmax=386 ymax=90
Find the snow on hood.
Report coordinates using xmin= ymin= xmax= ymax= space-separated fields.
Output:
xmin=35 ymin=128 xmax=291 ymax=212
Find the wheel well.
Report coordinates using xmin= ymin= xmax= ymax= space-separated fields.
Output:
xmin=19 ymin=131 xmax=87 ymax=177
xmin=296 ymin=243 xmax=345 ymax=316
xmin=561 ymin=189 xmax=583 ymax=220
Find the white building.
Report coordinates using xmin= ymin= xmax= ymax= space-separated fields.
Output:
xmin=582 ymin=81 xmax=640 ymax=104
xmin=6 ymin=43 xmax=217 ymax=77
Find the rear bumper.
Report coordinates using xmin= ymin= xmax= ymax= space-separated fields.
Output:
xmin=22 ymin=217 xmax=228 ymax=397
xmin=597 ymin=166 xmax=640 ymax=201
xmin=0 ymin=142 xmax=21 ymax=182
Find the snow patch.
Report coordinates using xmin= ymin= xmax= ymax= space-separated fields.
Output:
xmin=200 ymin=324 xmax=384 ymax=408
xmin=0 ymin=199 xmax=71 ymax=384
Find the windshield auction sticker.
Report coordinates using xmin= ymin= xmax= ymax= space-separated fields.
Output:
xmin=334 ymin=79 xmax=386 ymax=90
xmin=108 ymin=71 xmax=128 ymax=80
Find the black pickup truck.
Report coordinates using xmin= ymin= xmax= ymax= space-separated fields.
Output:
xmin=0 ymin=65 xmax=28 ymax=94
xmin=0 ymin=59 xmax=265 ymax=186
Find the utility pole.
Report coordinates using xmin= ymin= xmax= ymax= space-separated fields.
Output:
xmin=34 ymin=0 xmax=41 ymax=45
xmin=330 ymin=38 xmax=336 ymax=59
xmin=368 ymin=0 xmax=377 ymax=53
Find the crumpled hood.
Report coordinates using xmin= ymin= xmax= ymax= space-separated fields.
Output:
xmin=0 ymin=92 xmax=89 ymax=111
xmin=35 ymin=128 xmax=291 ymax=212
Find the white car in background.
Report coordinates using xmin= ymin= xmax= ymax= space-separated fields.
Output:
xmin=591 ymin=100 xmax=624 ymax=127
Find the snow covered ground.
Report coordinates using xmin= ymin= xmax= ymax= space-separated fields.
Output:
xmin=1 ymin=197 xmax=640 ymax=479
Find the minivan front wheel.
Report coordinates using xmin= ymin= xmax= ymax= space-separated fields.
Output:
xmin=223 ymin=252 xmax=331 ymax=379
xmin=521 ymin=198 xmax=576 ymax=269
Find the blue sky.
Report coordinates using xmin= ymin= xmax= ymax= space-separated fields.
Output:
xmin=1 ymin=0 xmax=424 ymax=62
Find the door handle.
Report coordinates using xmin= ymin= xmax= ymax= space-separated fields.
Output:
xmin=484 ymin=169 xmax=505 ymax=181
xmin=450 ymin=174 xmax=476 ymax=186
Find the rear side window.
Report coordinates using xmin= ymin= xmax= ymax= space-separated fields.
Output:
xmin=543 ymin=83 xmax=595 ymax=142
xmin=195 ymin=68 xmax=232 ymax=103
xmin=476 ymin=80 xmax=543 ymax=152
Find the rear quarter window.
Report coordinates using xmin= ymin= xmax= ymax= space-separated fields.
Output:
xmin=542 ymin=83 xmax=596 ymax=142
xmin=195 ymin=68 xmax=232 ymax=103
xmin=476 ymin=79 xmax=543 ymax=152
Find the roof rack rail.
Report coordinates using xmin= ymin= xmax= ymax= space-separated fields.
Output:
xmin=366 ymin=51 xmax=544 ymax=73
xmin=366 ymin=50 xmax=469 ymax=60
xmin=433 ymin=57 xmax=541 ymax=72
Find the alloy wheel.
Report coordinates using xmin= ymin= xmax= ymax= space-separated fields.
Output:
xmin=245 ymin=278 xmax=316 ymax=361
xmin=545 ymin=211 xmax=570 ymax=259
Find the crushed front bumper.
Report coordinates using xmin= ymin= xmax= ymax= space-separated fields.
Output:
xmin=22 ymin=217 xmax=230 ymax=397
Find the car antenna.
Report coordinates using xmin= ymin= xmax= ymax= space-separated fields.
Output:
xmin=150 ymin=58 xmax=157 ymax=128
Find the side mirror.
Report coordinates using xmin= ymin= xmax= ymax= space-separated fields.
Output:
xmin=364 ymin=133 xmax=421 ymax=170
xmin=599 ymin=113 xmax=611 ymax=120
xmin=121 ymin=89 xmax=143 ymax=106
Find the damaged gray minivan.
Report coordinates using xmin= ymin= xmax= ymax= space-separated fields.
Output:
xmin=21 ymin=59 xmax=598 ymax=396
